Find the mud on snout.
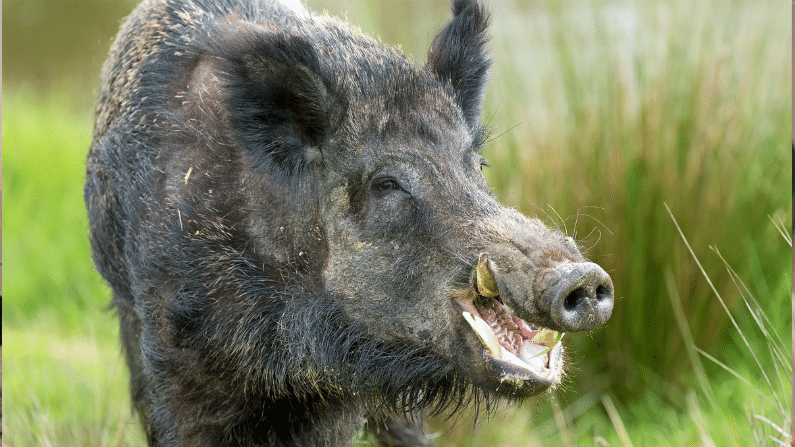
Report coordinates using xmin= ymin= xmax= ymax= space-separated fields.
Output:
xmin=455 ymin=252 xmax=614 ymax=397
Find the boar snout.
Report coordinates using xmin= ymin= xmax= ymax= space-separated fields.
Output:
xmin=457 ymin=248 xmax=614 ymax=394
xmin=541 ymin=262 xmax=614 ymax=332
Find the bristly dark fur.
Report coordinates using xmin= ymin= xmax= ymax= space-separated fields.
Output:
xmin=86 ymin=0 xmax=604 ymax=445
xmin=427 ymin=0 xmax=492 ymax=127
xmin=209 ymin=23 xmax=349 ymax=179
xmin=87 ymin=0 xmax=496 ymax=444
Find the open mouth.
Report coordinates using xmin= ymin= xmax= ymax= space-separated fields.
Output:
xmin=457 ymin=253 xmax=564 ymax=387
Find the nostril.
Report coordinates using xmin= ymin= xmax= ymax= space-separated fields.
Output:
xmin=546 ymin=262 xmax=615 ymax=332
xmin=596 ymin=284 xmax=611 ymax=302
xmin=563 ymin=287 xmax=587 ymax=311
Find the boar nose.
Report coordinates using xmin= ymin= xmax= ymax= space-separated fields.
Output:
xmin=545 ymin=262 xmax=614 ymax=332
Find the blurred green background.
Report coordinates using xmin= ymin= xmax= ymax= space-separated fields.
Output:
xmin=3 ymin=0 xmax=791 ymax=445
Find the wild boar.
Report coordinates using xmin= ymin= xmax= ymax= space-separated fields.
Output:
xmin=84 ymin=0 xmax=614 ymax=445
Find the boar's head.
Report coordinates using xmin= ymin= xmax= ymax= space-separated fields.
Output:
xmin=208 ymin=0 xmax=614 ymax=410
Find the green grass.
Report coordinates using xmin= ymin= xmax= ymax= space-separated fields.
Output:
xmin=3 ymin=88 xmax=148 ymax=446
xmin=3 ymin=0 xmax=790 ymax=445
xmin=3 ymin=327 xmax=145 ymax=447
xmin=3 ymin=89 xmax=110 ymax=331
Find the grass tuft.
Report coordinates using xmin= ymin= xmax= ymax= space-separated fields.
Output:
xmin=665 ymin=206 xmax=791 ymax=446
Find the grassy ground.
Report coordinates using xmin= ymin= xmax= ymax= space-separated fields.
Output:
xmin=3 ymin=89 xmax=147 ymax=446
xmin=3 ymin=0 xmax=791 ymax=445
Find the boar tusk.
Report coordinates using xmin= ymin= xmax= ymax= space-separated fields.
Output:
xmin=476 ymin=253 xmax=500 ymax=297
xmin=462 ymin=311 xmax=502 ymax=358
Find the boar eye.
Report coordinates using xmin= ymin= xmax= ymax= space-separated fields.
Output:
xmin=373 ymin=179 xmax=401 ymax=192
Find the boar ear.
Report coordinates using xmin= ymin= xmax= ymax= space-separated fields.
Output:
xmin=219 ymin=32 xmax=344 ymax=176
xmin=427 ymin=0 xmax=492 ymax=127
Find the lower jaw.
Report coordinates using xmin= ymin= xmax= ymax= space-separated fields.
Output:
xmin=457 ymin=301 xmax=565 ymax=395
xmin=480 ymin=342 xmax=563 ymax=396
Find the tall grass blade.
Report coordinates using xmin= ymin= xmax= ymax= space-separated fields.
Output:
xmin=752 ymin=414 xmax=788 ymax=438
xmin=710 ymin=246 xmax=790 ymax=371
xmin=768 ymin=214 xmax=792 ymax=247
xmin=550 ymin=395 xmax=574 ymax=447
xmin=766 ymin=437 xmax=788 ymax=447
xmin=664 ymin=203 xmax=785 ymax=415
xmin=600 ymin=394 xmax=634 ymax=447
xmin=663 ymin=267 xmax=718 ymax=411
xmin=694 ymin=347 xmax=773 ymax=407
xmin=686 ymin=391 xmax=716 ymax=447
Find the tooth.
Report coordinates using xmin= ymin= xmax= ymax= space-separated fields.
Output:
xmin=476 ymin=253 xmax=499 ymax=297
xmin=462 ymin=311 xmax=502 ymax=358
xmin=500 ymin=348 xmax=526 ymax=368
